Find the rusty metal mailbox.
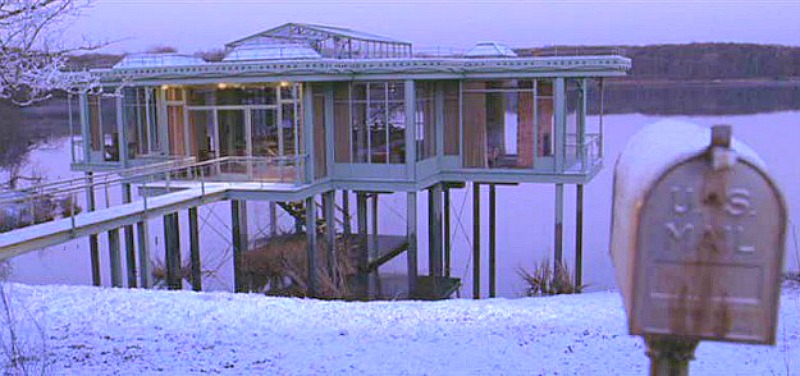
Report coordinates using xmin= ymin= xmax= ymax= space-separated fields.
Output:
xmin=610 ymin=120 xmax=787 ymax=345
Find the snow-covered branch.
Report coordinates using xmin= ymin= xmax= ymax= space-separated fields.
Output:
xmin=0 ymin=0 xmax=100 ymax=106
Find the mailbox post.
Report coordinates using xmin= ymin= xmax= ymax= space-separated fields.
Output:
xmin=610 ymin=121 xmax=787 ymax=375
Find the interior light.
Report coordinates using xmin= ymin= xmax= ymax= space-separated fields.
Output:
xmin=218 ymin=83 xmax=228 ymax=89
xmin=161 ymin=85 xmax=169 ymax=90
xmin=279 ymin=81 xmax=290 ymax=87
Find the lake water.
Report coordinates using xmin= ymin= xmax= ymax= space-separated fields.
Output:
xmin=4 ymin=111 xmax=800 ymax=298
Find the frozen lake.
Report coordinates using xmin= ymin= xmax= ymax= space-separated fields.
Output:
xmin=4 ymin=111 xmax=800 ymax=297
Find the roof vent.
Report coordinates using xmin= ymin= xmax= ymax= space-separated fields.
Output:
xmin=464 ymin=41 xmax=517 ymax=58
xmin=223 ymin=42 xmax=322 ymax=62
xmin=114 ymin=53 xmax=206 ymax=69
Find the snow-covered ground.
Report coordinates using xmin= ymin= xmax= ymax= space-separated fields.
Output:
xmin=1 ymin=283 xmax=798 ymax=375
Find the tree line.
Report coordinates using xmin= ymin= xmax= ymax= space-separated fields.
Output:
xmin=519 ymin=43 xmax=800 ymax=81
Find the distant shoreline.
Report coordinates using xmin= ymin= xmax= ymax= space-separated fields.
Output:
xmin=605 ymin=77 xmax=800 ymax=88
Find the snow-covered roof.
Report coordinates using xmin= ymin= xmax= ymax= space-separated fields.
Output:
xmin=223 ymin=42 xmax=322 ymax=62
xmin=114 ymin=53 xmax=206 ymax=69
xmin=464 ymin=41 xmax=518 ymax=58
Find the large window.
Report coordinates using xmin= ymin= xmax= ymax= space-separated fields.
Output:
xmin=334 ymin=81 xmax=406 ymax=164
xmin=462 ymin=80 xmax=554 ymax=169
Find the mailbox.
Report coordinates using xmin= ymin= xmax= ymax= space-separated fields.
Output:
xmin=610 ymin=120 xmax=787 ymax=344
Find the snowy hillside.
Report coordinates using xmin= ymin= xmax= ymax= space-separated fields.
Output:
xmin=1 ymin=283 xmax=798 ymax=375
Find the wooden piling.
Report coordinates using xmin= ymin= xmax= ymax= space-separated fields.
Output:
xmin=163 ymin=213 xmax=182 ymax=290
xmin=269 ymin=202 xmax=278 ymax=236
xmin=85 ymin=172 xmax=101 ymax=286
xmin=121 ymin=183 xmax=137 ymax=288
xmin=342 ymin=190 xmax=351 ymax=235
xmin=188 ymin=207 xmax=202 ymax=291
xmin=231 ymin=200 xmax=248 ymax=293
xmin=407 ymin=191 xmax=418 ymax=296
xmin=444 ymin=187 xmax=451 ymax=278
xmin=489 ymin=184 xmax=497 ymax=298
xmin=554 ymin=183 xmax=564 ymax=274
xmin=473 ymin=182 xmax=481 ymax=299
xmin=136 ymin=221 xmax=153 ymax=288
xmin=575 ymin=184 xmax=584 ymax=290
xmin=323 ymin=191 xmax=336 ymax=277
xmin=107 ymin=228 xmax=122 ymax=288
xmin=305 ymin=195 xmax=318 ymax=297
xmin=428 ymin=184 xmax=443 ymax=277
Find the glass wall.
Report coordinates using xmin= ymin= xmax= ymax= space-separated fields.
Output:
xmin=462 ymin=79 xmax=554 ymax=169
xmin=334 ymin=81 xmax=406 ymax=164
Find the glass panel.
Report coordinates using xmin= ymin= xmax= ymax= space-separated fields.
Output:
xmin=415 ymin=82 xmax=436 ymax=161
xmin=147 ymin=88 xmax=161 ymax=153
xmin=351 ymin=84 xmax=368 ymax=163
xmin=443 ymin=81 xmax=459 ymax=156
xmin=281 ymin=104 xmax=297 ymax=157
xmin=123 ymin=88 xmax=146 ymax=157
xmin=188 ymin=87 xmax=216 ymax=106
xmin=333 ymin=83 xmax=351 ymax=163
xmin=166 ymin=88 xmax=183 ymax=101
xmin=252 ymin=109 xmax=278 ymax=157
xmin=217 ymin=110 xmax=246 ymax=157
xmin=167 ymin=105 xmax=186 ymax=156
xmin=189 ymin=110 xmax=215 ymax=160
xmin=537 ymin=80 xmax=554 ymax=158
xmin=313 ymin=93 xmax=326 ymax=179
xmin=100 ymin=96 xmax=119 ymax=161
xmin=387 ymin=82 xmax=405 ymax=163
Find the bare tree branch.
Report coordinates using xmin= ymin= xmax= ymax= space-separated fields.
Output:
xmin=0 ymin=0 xmax=101 ymax=106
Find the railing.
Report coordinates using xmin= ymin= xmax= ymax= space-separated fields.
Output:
xmin=0 ymin=155 xmax=307 ymax=235
xmin=413 ymin=46 xmax=467 ymax=58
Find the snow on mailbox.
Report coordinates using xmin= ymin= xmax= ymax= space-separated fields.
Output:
xmin=610 ymin=120 xmax=787 ymax=344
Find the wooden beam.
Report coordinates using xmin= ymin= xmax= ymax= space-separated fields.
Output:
xmin=107 ymin=228 xmax=122 ymax=288
xmin=489 ymin=184 xmax=497 ymax=298
xmin=305 ymin=195 xmax=318 ymax=296
xmin=575 ymin=184 xmax=584 ymax=290
xmin=121 ymin=183 xmax=137 ymax=288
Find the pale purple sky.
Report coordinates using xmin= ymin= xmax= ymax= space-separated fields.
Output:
xmin=68 ymin=0 xmax=800 ymax=54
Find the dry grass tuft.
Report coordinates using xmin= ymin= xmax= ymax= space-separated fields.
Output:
xmin=519 ymin=259 xmax=584 ymax=297
xmin=242 ymin=232 xmax=358 ymax=299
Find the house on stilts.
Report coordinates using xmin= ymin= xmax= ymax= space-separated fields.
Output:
xmin=0 ymin=23 xmax=630 ymax=299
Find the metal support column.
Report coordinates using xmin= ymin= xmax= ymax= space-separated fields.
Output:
xmin=554 ymin=183 xmax=565 ymax=274
xmin=85 ymin=172 xmax=101 ymax=286
xmin=136 ymin=221 xmax=153 ymax=288
xmin=406 ymin=191 xmax=418 ymax=296
xmin=489 ymin=184 xmax=497 ymax=298
xmin=188 ymin=207 xmax=202 ymax=291
xmin=305 ymin=195 xmax=318 ymax=297
xmin=107 ymin=228 xmax=122 ymax=287
xmin=472 ymin=182 xmax=481 ymax=299
xmin=231 ymin=200 xmax=248 ymax=293
xmin=163 ymin=213 xmax=182 ymax=290
xmin=121 ymin=183 xmax=137 ymax=288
